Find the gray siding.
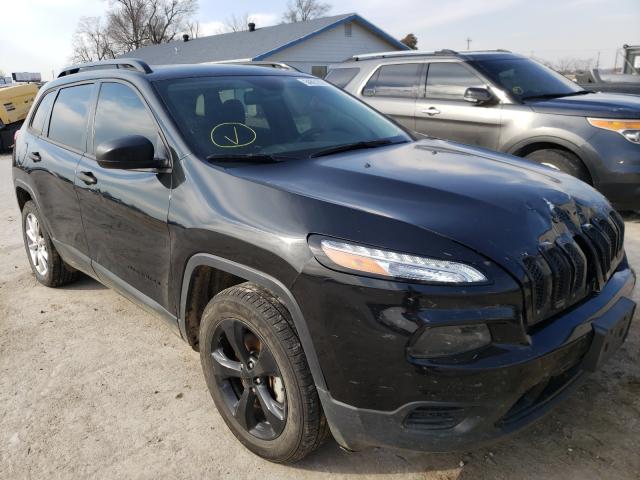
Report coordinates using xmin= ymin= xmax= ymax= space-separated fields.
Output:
xmin=264 ymin=22 xmax=400 ymax=74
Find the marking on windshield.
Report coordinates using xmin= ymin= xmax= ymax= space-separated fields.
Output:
xmin=211 ymin=123 xmax=257 ymax=148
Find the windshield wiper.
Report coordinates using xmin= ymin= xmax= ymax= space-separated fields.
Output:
xmin=522 ymin=90 xmax=592 ymax=101
xmin=309 ymin=139 xmax=404 ymax=158
xmin=206 ymin=153 xmax=283 ymax=164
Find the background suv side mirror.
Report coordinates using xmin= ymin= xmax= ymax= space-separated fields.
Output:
xmin=96 ymin=135 xmax=167 ymax=170
xmin=463 ymin=87 xmax=494 ymax=105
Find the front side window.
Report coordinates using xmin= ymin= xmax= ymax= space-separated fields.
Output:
xmin=48 ymin=84 xmax=93 ymax=151
xmin=154 ymin=75 xmax=410 ymax=159
xmin=93 ymin=82 xmax=158 ymax=153
xmin=471 ymin=57 xmax=584 ymax=101
xmin=30 ymin=91 xmax=55 ymax=135
xmin=324 ymin=68 xmax=360 ymax=88
xmin=363 ymin=63 xmax=422 ymax=98
xmin=425 ymin=63 xmax=485 ymax=100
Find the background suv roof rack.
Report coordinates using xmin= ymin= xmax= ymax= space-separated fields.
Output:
xmin=350 ymin=49 xmax=513 ymax=62
xmin=57 ymin=59 xmax=152 ymax=78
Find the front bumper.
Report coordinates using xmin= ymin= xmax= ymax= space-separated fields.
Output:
xmin=297 ymin=263 xmax=636 ymax=452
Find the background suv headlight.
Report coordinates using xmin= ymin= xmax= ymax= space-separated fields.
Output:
xmin=588 ymin=118 xmax=640 ymax=144
xmin=314 ymin=238 xmax=487 ymax=284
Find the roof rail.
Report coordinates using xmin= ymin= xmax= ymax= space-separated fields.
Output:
xmin=434 ymin=49 xmax=458 ymax=55
xmin=349 ymin=49 xmax=513 ymax=62
xmin=57 ymin=59 xmax=152 ymax=78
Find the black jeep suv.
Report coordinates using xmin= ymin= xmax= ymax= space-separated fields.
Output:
xmin=12 ymin=59 xmax=636 ymax=462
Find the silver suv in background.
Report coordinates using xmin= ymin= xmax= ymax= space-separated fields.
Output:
xmin=327 ymin=50 xmax=640 ymax=211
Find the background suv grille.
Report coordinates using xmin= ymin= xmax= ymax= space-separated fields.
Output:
xmin=523 ymin=210 xmax=624 ymax=326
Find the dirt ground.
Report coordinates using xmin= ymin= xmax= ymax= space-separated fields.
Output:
xmin=0 ymin=153 xmax=639 ymax=480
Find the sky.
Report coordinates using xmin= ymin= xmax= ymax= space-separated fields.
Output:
xmin=0 ymin=0 xmax=638 ymax=80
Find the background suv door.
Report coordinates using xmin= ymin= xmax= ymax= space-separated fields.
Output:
xmin=415 ymin=61 xmax=502 ymax=149
xmin=23 ymin=84 xmax=94 ymax=272
xmin=74 ymin=81 xmax=173 ymax=314
xmin=360 ymin=62 xmax=425 ymax=131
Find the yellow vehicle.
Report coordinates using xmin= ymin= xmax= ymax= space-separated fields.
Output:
xmin=0 ymin=83 xmax=38 ymax=150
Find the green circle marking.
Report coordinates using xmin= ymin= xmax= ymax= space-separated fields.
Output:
xmin=210 ymin=122 xmax=257 ymax=148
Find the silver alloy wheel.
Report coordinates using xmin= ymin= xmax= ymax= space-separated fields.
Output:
xmin=25 ymin=213 xmax=48 ymax=276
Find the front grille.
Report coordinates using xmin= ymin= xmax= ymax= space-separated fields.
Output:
xmin=523 ymin=209 xmax=624 ymax=326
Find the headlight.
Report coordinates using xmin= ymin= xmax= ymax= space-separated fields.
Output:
xmin=318 ymin=239 xmax=487 ymax=283
xmin=408 ymin=324 xmax=491 ymax=358
xmin=587 ymin=118 xmax=640 ymax=144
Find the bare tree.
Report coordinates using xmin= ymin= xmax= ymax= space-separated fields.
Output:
xmin=220 ymin=13 xmax=253 ymax=33
xmin=186 ymin=20 xmax=201 ymax=38
xmin=71 ymin=17 xmax=118 ymax=63
xmin=400 ymin=33 xmax=418 ymax=50
xmin=71 ymin=0 xmax=198 ymax=62
xmin=145 ymin=0 xmax=198 ymax=44
xmin=282 ymin=0 xmax=330 ymax=23
xmin=552 ymin=56 xmax=596 ymax=74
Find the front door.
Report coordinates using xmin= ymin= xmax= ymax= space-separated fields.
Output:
xmin=415 ymin=61 xmax=502 ymax=150
xmin=74 ymin=81 xmax=173 ymax=312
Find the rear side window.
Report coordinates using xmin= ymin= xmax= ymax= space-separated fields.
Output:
xmin=363 ymin=63 xmax=422 ymax=98
xmin=30 ymin=91 xmax=55 ymax=135
xmin=426 ymin=62 xmax=484 ymax=100
xmin=93 ymin=82 xmax=158 ymax=153
xmin=48 ymin=84 xmax=93 ymax=151
xmin=325 ymin=68 xmax=360 ymax=88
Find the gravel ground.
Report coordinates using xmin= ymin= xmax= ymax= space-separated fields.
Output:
xmin=1 ymin=153 xmax=639 ymax=480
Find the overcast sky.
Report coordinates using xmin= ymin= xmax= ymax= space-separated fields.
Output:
xmin=1 ymin=0 xmax=638 ymax=80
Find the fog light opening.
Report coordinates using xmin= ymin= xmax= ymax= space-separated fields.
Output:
xmin=409 ymin=324 xmax=491 ymax=358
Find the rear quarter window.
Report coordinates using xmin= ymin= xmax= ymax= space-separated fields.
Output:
xmin=29 ymin=91 xmax=56 ymax=135
xmin=324 ymin=68 xmax=360 ymax=88
xmin=48 ymin=84 xmax=93 ymax=151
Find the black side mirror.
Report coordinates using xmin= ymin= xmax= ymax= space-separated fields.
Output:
xmin=96 ymin=135 xmax=166 ymax=170
xmin=463 ymin=87 xmax=494 ymax=105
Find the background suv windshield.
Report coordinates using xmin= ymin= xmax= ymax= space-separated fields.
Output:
xmin=473 ymin=58 xmax=584 ymax=101
xmin=155 ymin=75 xmax=410 ymax=158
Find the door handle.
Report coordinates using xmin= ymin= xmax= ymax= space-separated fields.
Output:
xmin=29 ymin=152 xmax=41 ymax=162
xmin=421 ymin=107 xmax=441 ymax=116
xmin=77 ymin=171 xmax=97 ymax=185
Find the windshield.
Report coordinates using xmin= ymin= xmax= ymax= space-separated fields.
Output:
xmin=154 ymin=75 xmax=410 ymax=159
xmin=472 ymin=58 xmax=584 ymax=101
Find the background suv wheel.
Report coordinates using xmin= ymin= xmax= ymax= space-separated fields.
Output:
xmin=21 ymin=200 xmax=79 ymax=287
xmin=199 ymin=283 xmax=329 ymax=463
xmin=525 ymin=149 xmax=592 ymax=184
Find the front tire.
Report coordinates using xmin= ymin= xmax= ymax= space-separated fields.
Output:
xmin=21 ymin=200 xmax=78 ymax=287
xmin=199 ymin=283 xmax=328 ymax=463
xmin=525 ymin=148 xmax=591 ymax=183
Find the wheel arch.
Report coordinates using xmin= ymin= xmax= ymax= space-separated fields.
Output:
xmin=507 ymin=137 xmax=593 ymax=184
xmin=179 ymin=253 xmax=328 ymax=392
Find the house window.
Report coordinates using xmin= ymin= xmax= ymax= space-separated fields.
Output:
xmin=344 ymin=22 xmax=352 ymax=37
xmin=311 ymin=66 xmax=328 ymax=78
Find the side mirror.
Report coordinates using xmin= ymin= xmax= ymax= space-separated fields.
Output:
xmin=96 ymin=135 xmax=166 ymax=170
xmin=463 ymin=87 xmax=494 ymax=105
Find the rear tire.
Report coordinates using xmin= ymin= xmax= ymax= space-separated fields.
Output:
xmin=525 ymin=149 xmax=591 ymax=183
xmin=21 ymin=201 xmax=79 ymax=287
xmin=199 ymin=282 xmax=328 ymax=463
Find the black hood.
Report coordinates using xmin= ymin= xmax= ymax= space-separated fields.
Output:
xmin=233 ymin=140 xmax=612 ymax=273
xmin=525 ymin=91 xmax=640 ymax=118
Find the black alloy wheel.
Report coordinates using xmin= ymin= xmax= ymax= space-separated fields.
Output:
xmin=211 ymin=318 xmax=287 ymax=440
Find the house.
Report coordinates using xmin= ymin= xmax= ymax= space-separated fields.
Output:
xmin=120 ymin=13 xmax=410 ymax=77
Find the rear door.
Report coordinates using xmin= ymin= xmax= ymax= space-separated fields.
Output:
xmin=25 ymin=83 xmax=94 ymax=272
xmin=74 ymin=80 xmax=173 ymax=312
xmin=359 ymin=62 xmax=425 ymax=131
xmin=415 ymin=61 xmax=502 ymax=149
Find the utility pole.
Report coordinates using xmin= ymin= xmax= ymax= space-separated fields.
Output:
xmin=466 ymin=37 xmax=472 ymax=50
